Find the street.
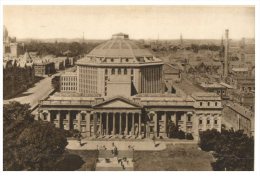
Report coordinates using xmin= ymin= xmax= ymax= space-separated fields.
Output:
xmin=4 ymin=76 xmax=54 ymax=110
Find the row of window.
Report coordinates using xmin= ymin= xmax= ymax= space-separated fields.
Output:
xmin=61 ymin=87 xmax=77 ymax=91
xmin=61 ymin=82 xmax=76 ymax=86
xmin=62 ymin=76 xmax=77 ymax=82
xmin=105 ymin=68 xmax=134 ymax=75
xmin=199 ymin=101 xmax=219 ymax=107
xmin=199 ymin=118 xmax=218 ymax=125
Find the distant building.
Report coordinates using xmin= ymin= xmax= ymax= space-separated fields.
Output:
xmin=223 ymin=102 xmax=254 ymax=136
xmin=199 ymin=82 xmax=228 ymax=100
xmin=163 ymin=63 xmax=182 ymax=84
xmin=34 ymin=61 xmax=55 ymax=77
xmin=60 ymin=72 xmax=77 ymax=92
xmin=3 ymin=26 xmax=24 ymax=57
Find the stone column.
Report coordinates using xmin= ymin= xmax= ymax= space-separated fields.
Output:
xmin=47 ymin=111 xmax=51 ymax=122
xmin=132 ymin=113 xmax=135 ymax=135
xmin=76 ymin=112 xmax=81 ymax=131
xmin=113 ymin=113 xmax=116 ymax=135
xmin=56 ymin=111 xmax=61 ymax=128
xmin=93 ymin=112 xmax=97 ymax=136
xmin=66 ymin=111 xmax=70 ymax=130
xmin=106 ymin=113 xmax=109 ymax=135
xmin=183 ymin=112 xmax=187 ymax=133
xmin=193 ymin=113 xmax=199 ymax=141
xmin=154 ymin=112 xmax=158 ymax=137
xmin=125 ymin=113 xmax=129 ymax=135
xmin=172 ymin=112 xmax=177 ymax=125
xmin=119 ymin=113 xmax=122 ymax=135
xmin=163 ymin=112 xmax=167 ymax=137
xmin=99 ymin=113 xmax=102 ymax=135
xmin=86 ymin=112 xmax=91 ymax=137
xmin=138 ymin=113 xmax=141 ymax=136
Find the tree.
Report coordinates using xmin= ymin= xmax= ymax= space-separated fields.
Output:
xmin=3 ymin=101 xmax=68 ymax=171
xmin=199 ymin=129 xmax=254 ymax=171
xmin=199 ymin=129 xmax=221 ymax=151
xmin=212 ymin=129 xmax=254 ymax=171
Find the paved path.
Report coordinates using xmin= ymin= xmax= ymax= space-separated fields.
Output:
xmin=67 ymin=139 xmax=197 ymax=151
xmin=4 ymin=76 xmax=54 ymax=110
xmin=66 ymin=140 xmax=167 ymax=151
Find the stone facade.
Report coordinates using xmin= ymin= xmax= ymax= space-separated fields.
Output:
xmin=38 ymin=33 xmax=222 ymax=140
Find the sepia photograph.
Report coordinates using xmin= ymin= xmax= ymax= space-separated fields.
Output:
xmin=1 ymin=3 xmax=257 ymax=173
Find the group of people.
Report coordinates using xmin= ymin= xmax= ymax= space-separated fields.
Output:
xmin=128 ymin=145 xmax=135 ymax=151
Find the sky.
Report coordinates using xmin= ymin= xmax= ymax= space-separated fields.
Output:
xmin=3 ymin=6 xmax=255 ymax=40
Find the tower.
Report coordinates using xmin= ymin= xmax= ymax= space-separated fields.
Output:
xmin=180 ymin=33 xmax=183 ymax=46
xmin=224 ymin=29 xmax=229 ymax=77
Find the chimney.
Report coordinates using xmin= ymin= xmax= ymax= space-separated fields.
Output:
xmin=241 ymin=37 xmax=246 ymax=63
xmin=224 ymin=29 xmax=229 ymax=77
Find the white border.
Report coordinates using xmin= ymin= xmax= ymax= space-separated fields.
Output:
xmin=0 ymin=1 xmax=259 ymax=176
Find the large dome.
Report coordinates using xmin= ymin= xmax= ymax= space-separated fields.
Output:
xmin=88 ymin=33 xmax=153 ymax=58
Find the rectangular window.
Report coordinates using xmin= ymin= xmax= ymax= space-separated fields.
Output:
xmin=214 ymin=120 xmax=218 ymax=124
xmin=208 ymin=102 xmax=210 ymax=106
xmin=207 ymin=119 xmax=210 ymax=124
xmin=200 ymin=102 xmax=203 ymax=106
xmin=199 ymin=119 xmax=202 ymax=124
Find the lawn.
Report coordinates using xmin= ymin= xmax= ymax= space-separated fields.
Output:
xmin=133 ymin=144 xmax=213 ymax=171
xmin=56 ymin=149 xmax=98 ymax=171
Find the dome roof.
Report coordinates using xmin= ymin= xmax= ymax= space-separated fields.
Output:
xmin=87 ymin=33 xmax=153 ymax=58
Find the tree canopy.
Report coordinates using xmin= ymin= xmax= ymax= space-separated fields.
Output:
xmin=199 ymin=129 xmax=254 ymax=171
xmin=3 ymin=101 xmax=68 ymax=171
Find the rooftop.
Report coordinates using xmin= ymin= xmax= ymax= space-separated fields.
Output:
xmin=76 ymin=33 xmax=162 ymax=65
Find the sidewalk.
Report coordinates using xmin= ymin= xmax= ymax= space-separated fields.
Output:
xmin=66 ymin=139 xmax=198 ymax=151
xmin=66 ymin=139 xmax=167 ymax=151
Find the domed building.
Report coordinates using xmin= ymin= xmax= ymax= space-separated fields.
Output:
xmin=39 ymin=33 xmax=222 ymax=140
xmin=76 ymin=33 xmax=163 ymax=97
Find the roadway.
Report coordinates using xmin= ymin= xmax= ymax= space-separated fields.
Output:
xmin=4 ymin=76 xmax=54 ymax=110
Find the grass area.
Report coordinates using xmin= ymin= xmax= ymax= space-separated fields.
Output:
xmin=56 ymin=149 xmax=98 ymax=171
xmin=133 ymin=144 xmax=213 ymax=171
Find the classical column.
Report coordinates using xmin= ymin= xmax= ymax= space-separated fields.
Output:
xmin=119 ymin=113 xmax=122 ymax=135
xmin=154 ymin=112 xmax=158 ymax=137
xmin=125 ymin=113 xmax=129 ymax=135
xmin=183 ymin=112 xmax=187 ymax=133
xmin=47 ymin=111 xmax=51 ymax=122
xmin=138 ymin=113 xmax=141 ymax=136
xmin=86 ymin=112 xmax=91 ymax=137
xmin=76 ymin=111 xmax=81 ymax=131
xmin=132 ymin=113 xmax=135 ymax=135
xmin=163 ymin=112 xmax=167 ymax=137
xmin=99 ymin=113 xmax=102 ymax=135
xmin=56 ymin=111 xmax=61 ymax=128
xmin=66 ymin=111 xmax=70 ymax=130
xmin=171 ymin=112 xmax=177 ymax=125
xmin=93 ymin=112 xmax=97 ymax=136
xmin=106 ymin=113 xmax=109 ymax=135
xmin=113 ymin=113 xmax=116 ymax=135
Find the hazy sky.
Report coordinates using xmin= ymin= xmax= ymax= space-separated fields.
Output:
xmin=3 ymin=6 xmax=255 ymax=40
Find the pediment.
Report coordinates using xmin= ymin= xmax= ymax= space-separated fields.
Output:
xmin=93 ymin=96 xmax=141 ymax=109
